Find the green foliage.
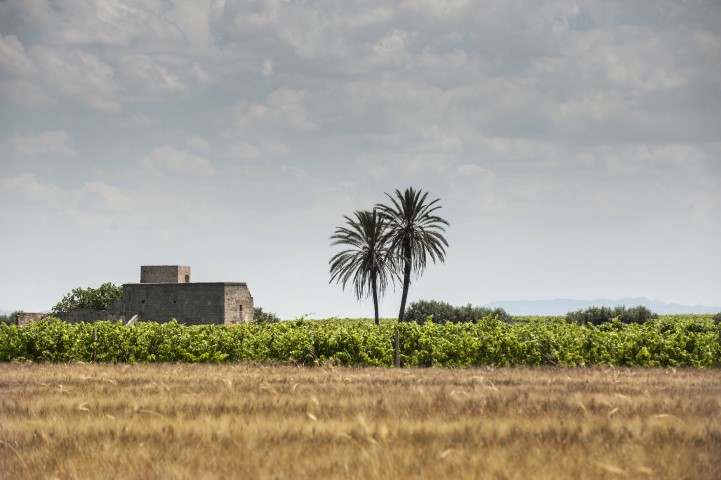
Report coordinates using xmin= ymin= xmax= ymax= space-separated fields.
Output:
xmin=330 ymin=209 xmax=398 ymax=325
xmin=0 ymin=311 xmax=21 ymax=326
xmin=52 ymin=283 xmax=123 ymax=315
xmin=253 ymin=307 xmax=280 ymax=324
xmin=375 ymin=187 xmax=449 ymax=321
xmin=713 ymin=312 xmax=721 ymax=325
xmin=331 ymin=187 xmax=450 ymax=323
xmin=566 ymin=305 xmax=658 ymax=326
xmin=404 ymin=300 xmax=512 ymax=324
xmin=1 ymin=315 xmax=717 ymax=367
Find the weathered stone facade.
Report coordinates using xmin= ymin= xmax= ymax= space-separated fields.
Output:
xmin=17 ymin=312 xmax=45 ymax=326
xmin=55 ymin=266 xmax=254 ymax=325
xmin=58 ymin=299 xmax=126 ymax=324
xmin=141 ymin=265 xmax=191 ymax=284
xmin=123 ymin=282 xmax=253 ymax=325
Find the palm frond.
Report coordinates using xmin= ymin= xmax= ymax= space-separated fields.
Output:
xmin=376 ymin=187 xmax=450 ymax=276
xmin=329 ymin=210 xmax=399 ymax=301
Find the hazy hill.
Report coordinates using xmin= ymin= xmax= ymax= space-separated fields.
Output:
xmin=486 ymin=298 xmax=721 ymax=316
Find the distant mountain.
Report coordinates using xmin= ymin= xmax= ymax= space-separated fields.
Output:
xmin=485 ymin=298 xmax=721 ymax=316
xmin=0 ymin=309 xmax=12 ymax=316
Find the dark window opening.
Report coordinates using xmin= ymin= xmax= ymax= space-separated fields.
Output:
xmin=184 ymin=275 xmax=189 ymax=283
xmin=141 ymin=300 xmax=145 ymax=304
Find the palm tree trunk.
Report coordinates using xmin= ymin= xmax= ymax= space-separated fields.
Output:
xmin=398 ymin=241 xmax=412 ymax=322
xmin=371 ymin=272 xmax=380 ymax=325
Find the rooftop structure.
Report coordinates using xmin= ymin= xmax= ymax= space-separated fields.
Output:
xmin=55 ymin=266 xmax=254 ymax=325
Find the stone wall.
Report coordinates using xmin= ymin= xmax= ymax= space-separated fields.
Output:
xmin=140 ymin=265 xmax=191 ymax=284
xmin=223 ymin=283 xmax=255 ymax=324
xmin=17 ymin=312 xmax=45 ymax=326
xmin=58 ymin=309 xmax=126 ymax=324
xmin=41 ymin=266 xmax=254 ymax=326
xmin=123 ymin=283 xmax=252 ymax=325
xmin=56 ymin=299 xmax=126 ymax=324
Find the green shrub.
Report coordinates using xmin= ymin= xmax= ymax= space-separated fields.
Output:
xmin=566 ymin=305 xmax=658 ymax=325
xmin=0 ymin=311 xmax=20 ymax=326
xmin=52 ymin=283 xmax=123 ymax=315
xmin=1 ymin=315 xmax=718 ymax=367
xmin=713 ymin=312 xmax=721 ymax=325
xmin=253 ymin=307 xmax=280 ymax=323
xmin=621 ymin=305 xmax=659 ymax=324
xmin=404 ymin=300 xmax=512 ymax=324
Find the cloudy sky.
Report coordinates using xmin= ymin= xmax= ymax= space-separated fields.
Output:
xmin=1 ymin=0 xmax=720 ymax=318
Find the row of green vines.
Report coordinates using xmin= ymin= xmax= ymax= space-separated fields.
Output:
xmin=0 ymin=316 xmax=718 ymax=367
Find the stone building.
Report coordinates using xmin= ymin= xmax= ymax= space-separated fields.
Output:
xmin=16 ymin=312 xmax=45 ymax=327
xmin=56 ymin=266 xmax=254 ymax=325
xmin=140 ymin=265 xmax=191 ymax=284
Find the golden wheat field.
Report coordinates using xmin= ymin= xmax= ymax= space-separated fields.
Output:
xmin=1 ymin=364 xmax=720 ymax=480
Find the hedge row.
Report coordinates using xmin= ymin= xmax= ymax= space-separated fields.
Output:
xmin=0 ymin=316 xmax=718 ymax=367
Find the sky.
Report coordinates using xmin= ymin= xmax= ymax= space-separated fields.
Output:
xmin=1 ymin=0 xmax=720 ymax=319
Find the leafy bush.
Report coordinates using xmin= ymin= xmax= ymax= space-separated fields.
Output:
xmin=52 ymin=283 xmax=123 ymax=315
xmin=566 ymin=306 xmax=613 ymax=325
xmin=253 ymin=307 xmax=280 ymax=323
xmin=566 ymin=305 xmax=658 ymax=325
xmin=404 ymin=300 xmax=512 ymax=324
xmin=0 ymin=311 xmax=20 ymax=326
xmin=713 ymin=312 xmax=721 ymax=325
xmin=621 ymin=305 xmax=660 ymax=324
xmin=0 ymin=315 xmax=717 ymax=367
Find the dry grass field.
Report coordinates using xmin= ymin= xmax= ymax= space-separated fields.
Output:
xmin=1 ymin=364 xmax=720 ymax=479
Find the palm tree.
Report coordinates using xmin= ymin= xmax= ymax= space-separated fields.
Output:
xmin=376 ymin=187 xmax=449 ymax=322
xmin=329 ymin=209 xmax=397 ymax=325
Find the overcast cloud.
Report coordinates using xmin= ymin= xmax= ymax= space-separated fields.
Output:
xmin=1 ymin=0 xmax=719 ymax=318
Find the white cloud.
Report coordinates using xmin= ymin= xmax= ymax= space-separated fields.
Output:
xmin=24 ymin=0 xmax=185 ymax=47
xmin=558 ymin=28 xmax=688 ymax=93
xmin=371 ymin=30 xmax=411 ymax=67
xmin=118 ymin=54 xmax=187 ymax=98
xmin=262 ymin=58 xmax=274 ymax=76
xmin=399 ymin=0 xmax=471 ymax=19
xmin=0 ymin=34 xmax=47 ymax=105
xmin=251 ymin=88 xmax=318 ymax=132
xmin=9 ymin=130 xmax=77 ymax=157
xmin=222 ymin=162 xmax=326 ymax=213
xmin=226 ymin=141 xmax=263 ymax=159
xmin=0 ymin=173 xmax=67 ymax=206
xmin=0 ymin=173 xmax=140 ymax=230
xmin=76 ymin=180 xmax=135 ymax=213
xmin=186 ymin=135 xmax=212 ymax=153
xmin=116 ymin=113 xmax=160 ymax=128
xmin=140 ymin=145 xmax=215 ymax=177
xmin=222 ymin=88 xmax=318 ymax=158
xmin=166 ymin=2 xmax=217 ymax=53
xmin=482 ymin=138 xmax=560 ymax=162
xmin=191 ymin=62 xmax=214 ymax=85
xmin=0 ymin=1 xmax=55 ymax=37
xmin=693 ymin=30 xmax=721 ymax=87
xmin=0 ymin=171 xmax=222 ymax=233
xmin=1 ymin=1 xmax=720 ymax=313
xmin=354 ymin=152 xmax=457 ymax=181
xmin=209 ymin=0 xmax=396 ymax=64
xmin=448 ymin=163 xmax=502 ymax=211
xmin=28 ymin=45 xmax=121 ymax=113
xmin=226 ymin=140 xmax=288 ymax=159
xmin=0 ymin=4 xmax=208 ymax=111
xmin=0 ymin=34 xmax=36 ymax=76
xmin=304 ymin=78 xmax=471 ymax=155
xmin=602 ymin=144 xmax=708 ymax=176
